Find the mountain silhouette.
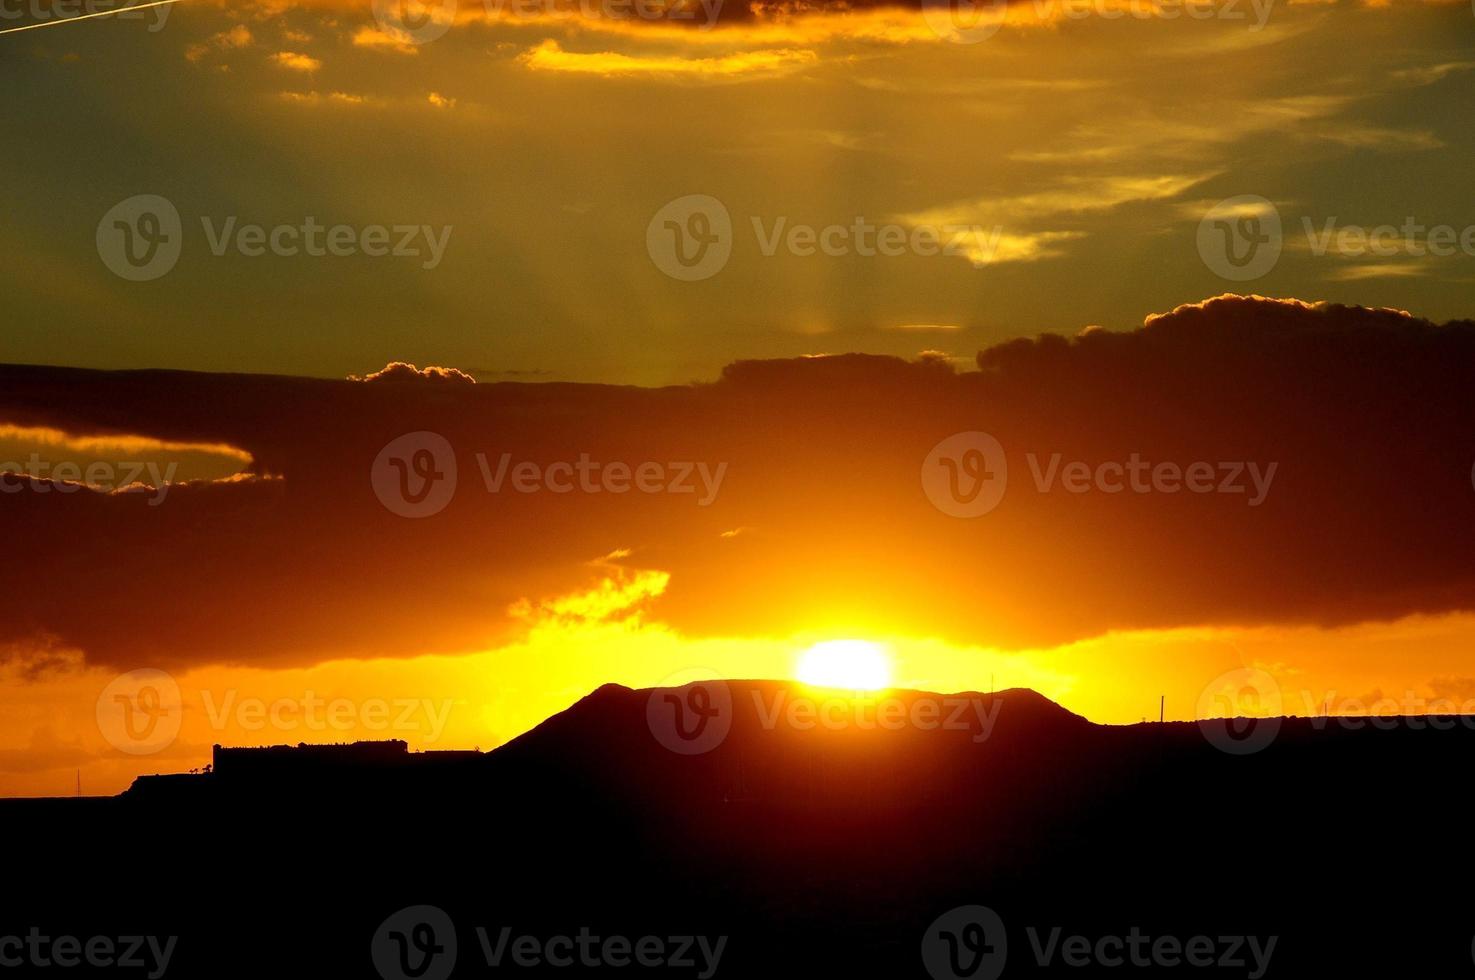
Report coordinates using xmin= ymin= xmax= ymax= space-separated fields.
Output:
xmin=7 ymin=680 xmax=1472 ymax=976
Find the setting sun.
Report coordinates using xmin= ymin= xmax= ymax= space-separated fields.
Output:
xmin=795 ymin=640 xmax=892 ymax=691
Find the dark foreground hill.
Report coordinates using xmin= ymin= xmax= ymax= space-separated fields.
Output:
xmin=5 ymin=680 xmax=1474 ymax=977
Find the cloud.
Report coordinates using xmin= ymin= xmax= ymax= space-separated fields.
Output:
xmin=352 ymin=25 xmax=422 ymax=54
xmin=897 ymin=173 xmax=1207 ymax=265
xmin=271 ymin=50 xmax=322 ymax=72
xmin=6 ymin=296 xmax=1475 ymax=667
xmin=0 ymin=636 xmax=84 ymax=683
xmin=959 ymin=229 xmax=1086 ymax=266
xmin=349 ymin=362 xmax=477 ymax=384
xmin=186 ymin=24 xmax=253 ymax=62
xmin=0 ymin=424 xmax=252 ymax=463
xmin=913 ymin=174 xmax=1213 ymax=223
xmin=1322 ymin=261 xmax=1429 ymax=281
xmin=1007 ymin=95 xmax=1434 ymax=165
xmin=517 ymin=39 xmax=819 ymax=77
xmin=279 ymin=90 xmax=369 ymax=105
xmin=1391 ymin=61 xmax=1475 ymax=87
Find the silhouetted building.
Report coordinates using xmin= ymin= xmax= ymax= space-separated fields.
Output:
xmin=212 ymin=740 xmax=409 ymax=779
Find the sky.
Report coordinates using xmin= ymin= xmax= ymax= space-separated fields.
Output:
xmin=3 ymin=0 xmax=1475 ymax=794
xmin=3 ymin=0 xmax=1473 ymax=385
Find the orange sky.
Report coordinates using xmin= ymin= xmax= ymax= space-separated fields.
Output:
xmin=11 ymin=562 xmax=1475 ymax=796
xmin=5 ymin=0 xmax=1475 ymax=796
xmin=8 ymin=294 xmax=1475 ymax=795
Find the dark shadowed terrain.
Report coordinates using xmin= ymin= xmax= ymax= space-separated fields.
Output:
xmin=6 ymin=680 xmax=1472 ymax=976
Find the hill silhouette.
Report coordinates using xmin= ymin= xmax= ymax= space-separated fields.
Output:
xmin=6 ymin=680 xmax=1472 ymax=976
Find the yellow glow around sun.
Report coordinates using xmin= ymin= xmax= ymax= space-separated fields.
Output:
xmin=795 ymin=639 xmax=892 ymax=691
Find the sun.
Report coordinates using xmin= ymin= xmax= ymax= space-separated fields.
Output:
xmin=795 ymin=640 xmax=892 ymax=692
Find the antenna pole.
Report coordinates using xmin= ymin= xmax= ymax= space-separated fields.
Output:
xmin=1159 ymin=695 xmax=1165 ymax=725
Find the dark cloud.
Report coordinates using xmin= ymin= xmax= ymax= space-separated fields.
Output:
xmin=3 ymin=295 xmax=1475 ymax=668
xmin=0 ymin=636 xmax=84 ymax=683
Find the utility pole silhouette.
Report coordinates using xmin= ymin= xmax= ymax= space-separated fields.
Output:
xmin=1159 ymin=696 xmax=1165 ymax=724
xmin=75 ymin=769 xmax=80 ymax=798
